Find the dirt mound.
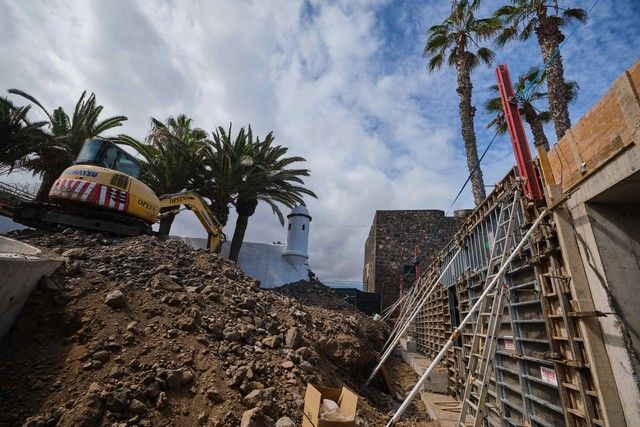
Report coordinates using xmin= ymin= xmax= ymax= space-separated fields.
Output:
xmin=273 ymin=280 xmax=352 ymax=310
xmin=0 ymin=229 xmax=428 ymax=426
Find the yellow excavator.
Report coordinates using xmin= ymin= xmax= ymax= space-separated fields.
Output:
xmin=12 ymin=138 xmax=224 ymax=252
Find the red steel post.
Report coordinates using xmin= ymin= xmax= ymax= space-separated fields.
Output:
xmin=495 ymin=64 xmax=544 ymax=202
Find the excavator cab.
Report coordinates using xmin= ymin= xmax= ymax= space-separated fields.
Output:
xmin=76 ymin=139 xmax=143 ymax=179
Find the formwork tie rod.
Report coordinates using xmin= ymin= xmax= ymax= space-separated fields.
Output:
xmin=385 ymin=209 xmax=549 ymax=426
xmin=365 ymin=247 xmax=462 ymax=386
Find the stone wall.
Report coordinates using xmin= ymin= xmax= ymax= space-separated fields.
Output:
xmin=363 ymin=209 xmax=467 ymax=309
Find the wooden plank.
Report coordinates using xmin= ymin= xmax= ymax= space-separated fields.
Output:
xmin=614 ymin=69 xmax=640 ymax=146
xmin=548 ymin=60 xmax=640 ymax=192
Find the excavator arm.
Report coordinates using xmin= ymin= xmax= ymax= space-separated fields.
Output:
xmin=158 ymin=192 xmax=225 ymax=253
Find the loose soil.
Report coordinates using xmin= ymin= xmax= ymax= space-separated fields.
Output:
xmin=0 ymin=229 xmax=430 ymax=426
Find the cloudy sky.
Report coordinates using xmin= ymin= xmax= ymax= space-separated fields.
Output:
xmin=1 ymin=0 xmax=638 ymax=282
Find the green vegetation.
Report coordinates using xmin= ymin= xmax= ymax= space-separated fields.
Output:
xmin=6 ymin=90 xmax=129 ymax=201
xmin=494 ymin=0 xmax=587 ymax=140
xmin=0 ymin=98 xmax=48 ymax=175
xmin=424 ymin=0 xmax=500 ymax=206
xmin=228 ymin=130 xmax=317 ymax=263
xmin=2 ymin=89 xmax=316 ymax=258
xmin=484 ymin=68 xmax=579 ymax=151
xmin=117 ymin=115 xmax=209 ymax=235
xmin=423 ymin=0 xmax=588 ymax=205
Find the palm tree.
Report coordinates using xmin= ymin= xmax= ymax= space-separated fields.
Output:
xmin=117 ymin=115 xmax=209 ymax=235
xmin=0 ymin=98 xmax=48 ymax=174
xmin=424 ymin=0 xmax=500 ymax=205
xmin=484 ymin=68 xmax=578 ymax=151
xmin=228 ymin=132 xmax=317 ymax=263
xmin=8 ymin=89 xmax=127 ymax=201
xmin=194 ymin=125 xmax=255 ymax=228
xmin=494 ymin=1 xmax=587 ymax=140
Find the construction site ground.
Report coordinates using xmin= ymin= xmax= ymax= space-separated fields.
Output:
xmin=0 ymin=229 xmax=433 ymax=426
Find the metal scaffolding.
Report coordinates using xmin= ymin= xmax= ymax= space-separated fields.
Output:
xmin=393 ymin=170 xmax=605 ymax=427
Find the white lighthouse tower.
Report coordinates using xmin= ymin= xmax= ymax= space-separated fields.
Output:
xmin=282 ymin=205 xmax=311 ymax=266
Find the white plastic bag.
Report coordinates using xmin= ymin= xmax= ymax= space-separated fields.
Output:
xmin=320 ymin=398 xmax=354 ymax=422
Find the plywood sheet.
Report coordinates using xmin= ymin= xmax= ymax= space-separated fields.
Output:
xmin=548 ymin=59 xmax=640 ymax=191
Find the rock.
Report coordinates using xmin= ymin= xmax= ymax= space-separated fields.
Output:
xmin=166 ymin=370 xmax=182 ymax=389
xmin=243 ymin=387 xmax=274 ymax=408
xmin=299 ymin=360 xmax=314 ymax=373
xmin=276 ymin=417 xmax=296 ymax=427
xmin=23 ymin=415 xmax=49 ymax=427
xmin=262 ymin=335 xmax=281 ymax=349
xmin=155 ymin=392 xmax=167 ymax=410
xmin=57 ymin=390 xmax=103 ymax=427
xmin=126 ymin=321 xmax=138 ymax=333
xmin=129 ymin=398 xmax=147 ymax=415
xmin=61 ymin=248 xmax=87 ymax=259
xmin=228 ymin=367 xmax=248 ymax=387
xmin=198 ymin=411 xmax=208 ymax=425
xmin=151 ymin=273 xmax=183 ymax=291
xmin=285 ymin=327 xmax=303 ymax=349
xmin=92 ymin=350 xmax=110 ymax=362
xmin=223 ymin=326 xmax=240 ymax=341
xmin=240 ymin=407 xmax=273 ymax=427
xmin=104 ymin=290 xmax=126 ymax=309
xmin=0 ymin=230 xmax=391 ymax=425
xmin=177 ymin=316 xmax=197 ymax=331
xmin=206 ymin=388 xmax=224 ymax=403
xmin=181 ymin=369 xmax=194 ymax=385
xmin=243 ymin=389 xmax=262 ymax=407
xmin=109 ymin=366 xmax=125 ymax=378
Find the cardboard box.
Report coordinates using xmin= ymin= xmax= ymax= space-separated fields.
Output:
xmin=302 ymin=384 xmax=358 ymax=427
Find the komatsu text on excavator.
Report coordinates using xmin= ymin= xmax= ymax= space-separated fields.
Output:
xmin=12 ymin=138 xmax=224 ymax=252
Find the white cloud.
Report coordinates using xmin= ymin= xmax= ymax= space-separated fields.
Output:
xmin=1 ymin=0 xmax=638 ymax=282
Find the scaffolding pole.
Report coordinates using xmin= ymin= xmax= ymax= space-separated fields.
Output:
xmin=365 ymin=247 xmax=462 ymax=385
xmin=385 ymin=209 xmax=548 ymax=426
xmin=382 ymin=274 xmax=429 ymax=350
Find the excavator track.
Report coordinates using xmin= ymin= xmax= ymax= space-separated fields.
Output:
xmin=12 ymin=202 xmax=152 ymax=236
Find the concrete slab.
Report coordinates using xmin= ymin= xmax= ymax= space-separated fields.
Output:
xmin=420 ymin=391 xmax=471 ymax=427
xmin=0 ymin=236 xmax=63 ymax=339
xmin=400 ymin=349 xmax=449 ymax=393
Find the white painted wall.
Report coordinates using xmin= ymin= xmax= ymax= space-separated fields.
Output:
xmin=172 ymin=206 xmax=313 ymax=289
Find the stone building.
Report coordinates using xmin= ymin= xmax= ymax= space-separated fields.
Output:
xmin=363 ymin=209 xmax=468 ymax=309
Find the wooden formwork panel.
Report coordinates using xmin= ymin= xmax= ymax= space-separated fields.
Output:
xmin=548 ymin=59 xmax=640 ymax=191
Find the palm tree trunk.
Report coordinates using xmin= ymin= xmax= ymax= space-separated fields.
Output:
xmin=229 ymin=213 xmax=249 ymax=263
xmin=522 ymin=103 xmax=550 ymax=151
xmin=456 ymin=51 xmax=486 ymax=205
xmin=35 ymin=172 xmax=56 ymax=202
xmin=158 ymin=214 xmax=175 ymax=237
xmin=536 ymin=16 xmax=571 ymax=140
xmin=229 ymin=198 xmax=258 ymax=263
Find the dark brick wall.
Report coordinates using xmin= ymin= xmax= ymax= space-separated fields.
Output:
xmin=363 ymin=209 xmax=467 ymax=309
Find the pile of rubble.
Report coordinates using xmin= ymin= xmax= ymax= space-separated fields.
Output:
xmin=0 ymin=229 xmax=428 ymax=426
xmin=274 ymin=280 xmax=353 ymax=310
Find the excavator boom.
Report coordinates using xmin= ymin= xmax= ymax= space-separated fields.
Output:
xmin=158 ymin=192 xmax=225 ymax=253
